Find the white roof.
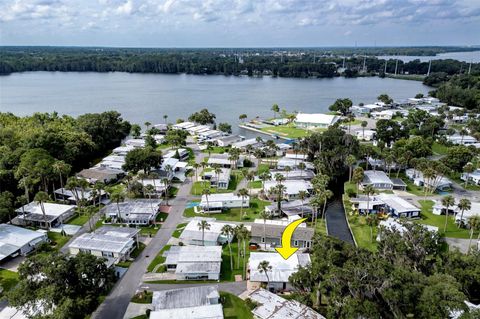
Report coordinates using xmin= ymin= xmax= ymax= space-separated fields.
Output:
xmin=112 ymin=145 xmax=135 ymax=154
xmin=150 ymin=304 xmax=224 ymax=319
xmin=125 ymin=139 xmax=146 ymax=147
xmin=232 ymin=138 xmax=258 ymax=148
xmin=264 ymin=180 xmax=312 ymax=195
xmin=172 ymin=121 xmax=195 ymax=129
xmin=0 ymin=224 xmax=46 ymax=260
xmin=363 ymin=170 xmax=393 ymax=185
xmin=249 ymin=252 xmax=310 ymax=283
xmin=379 ymin=218 xmax=438 ymax=234
xmin=68 ymin=233 xmax=134 ymax=254
xmin=180 ymin=218 xmax=234 ymax=243
xmin=376 ymin=193 xmax=420 ymax=214
xmin=16 ymin=202 xmax=75 ymax=217
xmin=176 ymin=245 xmax=222 ymax=263
xmin=248 ymin=288 xmax=325 ymax=319
xmin=152 ymin=286 xmax=220 ymax=310
xmin=295 ymin=113 xmax=339 ymax=125
xmin=201 ymin=192 xmax=244 ymax=203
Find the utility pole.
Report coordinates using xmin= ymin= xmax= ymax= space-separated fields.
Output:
xmin=468 ymin=60 xmax=472 ymax=75
xmin=427 ymin=60 xmax=431 ymax=76
xmin=384 ymin=60 xmax=387 ymax=74
xmin=342 ymin=56 xmax=346 ymax=69
xmin=394 ymin=59 xmax=398 ymax=76
xmin=363 ymin=54 xmax=367 ymax=72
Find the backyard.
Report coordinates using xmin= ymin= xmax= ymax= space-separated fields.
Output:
xmin=0 ymin=268 xmax=19 ymax=296
xmin=184 ymin=198 xmax=271 ymax=222
xmin=220 ymin=242 xmax=250 ymax=282
xmin=220 ymin=292 xmax=254 ymax=319
xmin=260 ymin=123 xmax=312 ymax=139
xmin=415 ymin=200 xmax=479 ymax=239
xmin=47 ymin=231 xmax=71 ymax=251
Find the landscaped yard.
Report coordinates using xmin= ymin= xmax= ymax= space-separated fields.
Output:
xmin=47 ymin=231 xmax=71 ymax=251
xmin=347 ymin=214 xmax=378 ymax=252
xmin=248 ymin=180 xmax=263 ymax=189
xmin=184 ymin=198 xmax=271 ymax=222
xmin=432 ymin=142 xmax=450 ymax=155
xmin=66 ymin=213 xmax=90 ymax=226
xmin=313 ymin=218 xmax=327 ymax=236
xmin=257 ymin=163 xmax=270 ymax=175
xmin=220 ymin=291 xmax=254 ymax=319
xmin=147 ymin=244 xmax=171 ymax=272
xmin=415 ymin=200 xmax=479 ymax=239
xmin=131 ymin=290 xmax=153 ymax=304
xmin=203 ymin=146 xmax=228 ymax=154
xmin=172 ymin=223 xmax=187 ymax=238
xmin=221 ymin=242 xmax=249 ymax=281
xmin=260 ymin=123 xmax=313 ymax=139
xmin=0 ymin=268 xmax=19 ymax=296
xmin=94 ymin=218 xmax=161 ymax=236
xmin=117 ymin=242 xmax=146 ymax=268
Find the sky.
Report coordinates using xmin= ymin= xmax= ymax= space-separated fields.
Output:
xmin=1 ymin=0 xmax=479 ymax=47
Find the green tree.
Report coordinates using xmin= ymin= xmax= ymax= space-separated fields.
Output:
xmin=188 ymin=109 xmax=216 ymax=125
xmin=457 ymin=198 xmax=471 ymax=228
xmin=221 ymin=224 xmax=235 ymax=271
xmin=257 ymin=260 xmax=272 ymax=286
xmin=197 ymin=220 xmax=211 ymax=246
xmin=377 ymin=93 xmax=393 ymax=105
xmin=237 ymin=188 xmax=249 ymax=218
xmin=271 ymin=104 xmax=280 ymax=119
xmin=34 ymin=191 xmax=50 ymax=228
xmin=130 ymin=124 xmax=142 ymax=138
xmin=0 ymin=191 xmax=14 ymax=223
xmin=345 ymin=155 xmax=356 ymax=182
xmin=328 ymin=98 xmax=353 ymax=116
xmin=259 ymin=210 xmax=270 ymax=250
xmin=218 ymin=122 xmax=232 ymax=133
xmin=441 ymin=195 xmax=456 ymax=233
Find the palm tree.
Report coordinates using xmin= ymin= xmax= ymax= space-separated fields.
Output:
xmin=257 ymin=260 xmax=272 ymax=286
xmin=457 ymin=198 xmax=471 ymax=228
xmin=144 ymin=121 xmax=151 ymax=131
xmin=463 ymin=162 xmax=474 ymax=188
xmin=85 ymin=205 xmax=96 ymax=231
xmin=246 ymin=171 xmax=255 ymax=196
xmin=442 ymin=195 xmax=455 ymax=233
xmin=110 ymin=191 xmax=125 ymax=222
xmin=259 ymin=210 xmax=270 ymax=250
xmin=93 ymin=181 xmax=105 ymax=207
xmin=239 ymin=226 xmax=250 ymax=279
xmin=298 ymin=191 xmax=307 ymax=218
xmin=467 ymin=216 xmax=480 ymax=253
xmin=237 ymin=188 xmax=249 ymax=218
xmin=15 ymin=195 xmax=28 ymax=226
xmin=34 ymin=191 xmax=50 ymax=229
xmin=320 ymin=189 xmax=333 ymax=220
xmin=197 ymin=220 xmax=211 ymax=246
xmin=361 ymin=120 xmax=368 ymax=139
xmin=65 ymin=177 xmax=80 ymax=204
xmin=345 ymin=155 xmax=356 ymax=182
xmin=363 ymin=184 xmax=376 ymax=214
xmin=234 ymin=224 xmax=246 ymax=269
xmin=163 ymin=114 xmax=168 ymax=123
xmin=366 ymin=214 xmax=379 ymax=242
xmin=52 ymin=160 xmax=71 ymax=203
xmin=214 ymin=167 xmax=223 ymax=189
xmin=221 ymin=224 xmax=235 ymax=271
xmin=298 ymin=162 xmax=306 ymax=178
xmin=192 ymin=163 xmax=200 ymax=188
xmin=422 ymin=168 xmax=435 ymax=200
xmin=271 ymin=104 xmax=279 ymax=119
xmin=259 ymin=172 xmax=271 ymax=194
xmin=202 ymin=188 xmax=211 ymax=213
xmin=162 ymin=178 xmax=170 ymax=205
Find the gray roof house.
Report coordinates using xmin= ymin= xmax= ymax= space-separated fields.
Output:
xmin=14 ymin=202 xmax=76 ymax=229
xmin=104 ymin=199 xmax=161 ymax=225
xmin=150 ymin=286 xmax=223 ymax=319
xmin=0 ymin=224 xmax=48 ymax=262
xmin=250 ymin=220 xmax=313 ymax=250
xmin=164 ymin=246 xmax=222 ymax=281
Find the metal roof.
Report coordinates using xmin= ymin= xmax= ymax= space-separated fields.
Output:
xmin=251 ymin=223 xmax=313 ymax=241
xmin=150 ymin=304 xmax=224 ymax=319
xmin=152 ymin=286 xmax=220 ymax=310
xmin=68 ymin=233 xmax=133 ymax=254
xmin=249 ymin=252 xmax=310 ymax=283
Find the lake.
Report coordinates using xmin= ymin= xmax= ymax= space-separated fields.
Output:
xmin=377 ymin=50 xmax=480 ymax=63
xmin=0 ymin=72 xmax=430 ymax=134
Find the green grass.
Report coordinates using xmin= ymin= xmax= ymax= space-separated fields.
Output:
xmin=221 ymin=242 xmax=249 ymax=281
xmin=221 ymin=292 xmax=254 ymax=319
xmin=260 ymin=124 xmax=312 ymax=138
xmin=47 ymin=231 xmax=71 ymax=251
xmin=131 ymin=291 xmax=153 ymax=304
xmin=184 ymin=198 xmax=271 ymax=222
xmin=147 ymin=244 xmax=171 ymax=272
xmin=203 ymin=146 xmax=228 ymax=154
xmin=172 ymin=223 xmax=187 ymax=238
xmin=415 ymin=200 xmax=479 ymax=239
xmin=66 ymin=213 xmax=90 ymax=226
xmin=168 ymin=186 xmax=179 ymax=198
xmin=191 ymin=172 xmax=243 ymax=195
xmin=432 ymin=142 xmax=450 ymax=155
xmin=248 ymin=180 xmax=263 ymax=189
xmin=257 ymin=163 xmax=270 ymax=175
xmin=94 ymin=218 xmax=161 ymax=236
xmin=347 ymin=214 xmax=378 ymax=251
xmin=314 ymin=218 xmax=327 ymax=236
xmin=156 ymin=212 xmax=168 ymax=222
xmin=0 ymin=269 xmax=19 ymax=296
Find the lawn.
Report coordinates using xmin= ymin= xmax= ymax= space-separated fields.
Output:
xmin=220 ymin=292 xmax=254 ymax=319
xmin=415 ymin=200 xmax=479 ymax=239
xmin=147 ymin=244 xmax=171 ymax=272
xmin=347 ymin=214 xmax=378 ymax=252
xmin=0 ymin=269 xmax=19 ymax=296
xmin=94 ymin=218 xmax=161 ymax=236
xmin=221 ymin=242 xmax=249 ymax=281
xmin=203 ymin=146 xmax=228 ymax=154
xmin=432 ymin=142 xmax=450 ymax=155
xmin=257 ymin=163 xmax=270 ymax=175
xmin=260 ymin=124 xmax=312 ymax=139
xmin=47 ymin=231 xmax=71 ymax=251
xmin=248 ymin=180 xmax=263 ymax=189
xmin=156 ymin=212 xmax=168 ymax=222
xmin=131 ymin=290 xmax=153 ymax=304
xmin=314 ymin=218 xmax=327 ymax=236
xmin=191 ymin=172 xmax=243 ymax=195
xmin=184 ymin=198 xmax=271 ymax=222
xmin=66 ymin=213 xmax=90 ymax=226
xmin=172 ymin=223 xmax=187 ymax=238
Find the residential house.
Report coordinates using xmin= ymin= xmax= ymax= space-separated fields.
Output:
xmin=112 ymin=145 xmax=135 ymax=156
xmin=14 ymin=202 xmax=76 ymax=229
xmin=294 ymin=113 xmax=340 ymax=128
xmin=179 ymin=217 xmax=234 ymax=246
xmin=202 ymin=168 xmax=231 ymax=189
xmin=377 ymin=218 xmax=438 ymax=241
xmin=125 ymin=139 xmax=146 ymax=148
xmin=172 ymin=121 xmax=195 ymax=130
xmin=355 ymin=129 xmax=376 ymax=141
xmin=104 ymin=199 xmax=161 ymax=225
xmin=405 ymin=168 xmax=453 ymax=191
xmin=207 ymin=154 xmax=244 ymax=168
xmin=164 ymin=246 xmax=222 ymax=281
xmin=67 ymin=227 xmax=139 ymax=265
xmin=269 ymin=169 xmax=315 ymax=181
xmin=150 ymin=286 xmax=223 ymax=319
xmin=250 ymin=219 xmax=313 ymax=250
xmin=0 ymin=224 xmax=48 ymax=262
xmin=199 ymin=193 xmax=249 ymax=212
xmin=231 ymin=138 xmax=261 ymax=151
xmin=248 ymin=252 xmax=310 ymax=292
xmin=54 ymin=187 xmax=107 ymax=205
xmin=446 ymin=134 xmax=479 ymax=146
xmin=245 ymin=288 xmax=325 ymax=319
xmin=214 ymin=135 xmax=244 ymax=147
xmin=77 ymin=167 xmax=122 ymax=184
xmin=276 ymin=157 xmax=314 ymax=170
xmin=376 ymin=193 xmax=421 ymax=218
xmin=264 ymin=180 xmax=313 ymax=201
xmin=362 ymin=170 xmax=394 ymax=190
xmin=461 ymin=169 xmax=480 ymax=185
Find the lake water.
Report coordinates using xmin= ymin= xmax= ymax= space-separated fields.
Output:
xmin=377 ymin=50 xmax=480 ymax=63
xmin=0 ymin=72 xmax=430 ymax=133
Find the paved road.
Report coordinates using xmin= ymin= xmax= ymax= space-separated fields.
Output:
xmin=325 ymin=199 xmax=355 ymax=245
xmin=140 ymin=281 xmax=247 ymax=296
xmin=92 ymin=144 xmax=203 ymax=319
